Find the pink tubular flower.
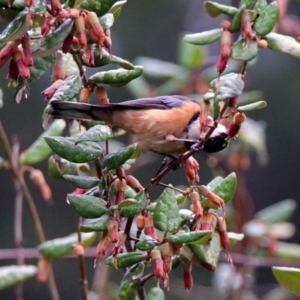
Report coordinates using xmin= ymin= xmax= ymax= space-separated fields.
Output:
xmin=185 ymin=156 xmax=200 ymax=183
xmin=82 ymin=44 xmax=95 ymax=66
xmin=21 ymin=35 xmax=33 ymax=67
xmin=151 ymin=249 xmax=165 ymax=279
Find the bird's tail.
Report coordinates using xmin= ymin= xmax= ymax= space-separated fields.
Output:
xmin=42 ymin=100 xmax=113 ymax=129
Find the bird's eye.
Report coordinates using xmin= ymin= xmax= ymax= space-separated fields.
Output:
xmin=203 ymin=133 xmax=228 ymax=153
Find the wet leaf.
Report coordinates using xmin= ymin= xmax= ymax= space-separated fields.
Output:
xmin=37 ymin=232 xmax=95 ymax=257
xmin=19 ymin=120 xmax=65 ymax=165
xmin=119 ymin=262 xmax=144 ymax=300
xmin=167 ymin=230 xmax=212 ymax=245
xmin=81 ymin=48 xmax=135 ymax=69
xmin=266 ymin=33 xmax=300 ymax=59
xmin=254 ymin=0 xmax=268 ymax=13
xmin=108 ymin=0 xmax=127 ymax=20
xmin=99 ymin=13 xmax=114 ymax=31
xmin=204 ymin=1 xmax=238 ymax=18
xmin=237 ymin=100 xmax=267 ymax=112
xmin=228 ymin=232 xmax=244 ymax=245
xmin=68 ymin=194 xmax=107 ymax=218
xmin=76 ymin=125 xmax=113 ymax=144
xmin=63 ymin=175 xmax=99 ymax=189
xmin=189 ymin=232 xmax=221 ymax=271
xmin=88 ymin=66 xmax=143 ymax=87
xmin=101 ymin=143 xmax=141 ymax=171
xmin=50 ymin=75 xmax=82 ymax=102
xmin=231 ymin=39 xmax=259 ymax=61
xmin=136 ymin=236 xmax=158 ymax=251
xmin=0 ymin=10 xmax=30 ymax=48
xmin=184 ymin=28 xmax=223 ymax=45
xmin=272 ymin=267 xmax=300 ymax=297
xmin=45 ymin=136 xmax=102 ymax=163
xmin=153 ymin=187 xmax=181 ymax=232
xmin=32 ymin=19 xmax=74 ymax=58
xmin=105 ymin=252 xmax=147 ymax=269
xmin=240 ymin=0 xmax=257 ymax=9
xmin=210 ymin=73 xmax=245 ymax=100
xmin=79 ymin=215 xmax=109 ymax=232
xmin=254 ymin=199 xmax=296 ymax=223
xmin=254 ymin=2 xmax=279 ymax=36
xmin=120 ymin=191 xmax=146 ymax=218
xmin=0 ymin=265 xmax=37 ymax=291
xmin=147 ymin=287 xmax=165 ymax=300
xmin=78 ymin=0 xmax=119 ymax=17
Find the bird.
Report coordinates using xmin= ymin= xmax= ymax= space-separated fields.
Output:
xmin=42 ymin=95 xmax=230 ymax=156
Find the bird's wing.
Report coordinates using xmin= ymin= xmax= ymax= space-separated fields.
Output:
xmin=110 ymin=95 xmax=194 ymax=110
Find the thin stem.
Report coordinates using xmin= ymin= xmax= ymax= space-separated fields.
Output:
xmin=158 ymin=182 xmax=186 ymax=194
xmin=72 ymin=53 xmax=89 ymax=88
xmin=0 ymin=120 xmax=60 ymax=300
xmin=77 ymin=220 xmax=88 ymax=300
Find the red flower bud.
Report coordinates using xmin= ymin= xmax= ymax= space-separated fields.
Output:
xmin=200 ymin=212 xmax=217 ymax=232
xmin=84 ymin=12 xmax=106 ymax=45
xmin=151 ymin=249 xmax=165 ymax=279
xmin=242 ymin=10 xmax=253 ymax=40
xmin=41 ymin=79 xmax=64 ymax=99
xmin=144 ymin=215 xmax=159 ymax=241
xmin=94 ymin=86 xmax=109 ymax=104
xmin=136 ymin=214 xmax=145 ymax=231
xmin=82 ymin=44 xmax=95 ymax=66
xmin=0 ymin=40 xmax=19 ymax=66
xmin=52 ymin=51 xmax=65 ymax=80
xmin=108 ymin=219 xmax=119 ymax=243
xmin=198 ymin=185 xmax=224 ymax=207
xmin=74 ymin=242 xmax=85 ymax=256
xmin=30 ymin=169 xmax=52 ymax=202
xmin=41 ymin=16 xmax=52 ymax=37
xmin=79 ymin=87 xmax=92 ymax=103
xmin=181 ymin=261 xmax=193 ymax=290
xmin=125 ymin=175 xmax=144 ymax=192
xmin=96 ymin=234 xmax=109 ymax=257
xmin=162 ymin=242 xmax=174 ymax=274
xmin=37 ymin=256 xmax=50 ymax=283
xmin=21 ymin=35 xmax=33 ymax=67
xmin=185 ymin=156 xmax=200 ymax=183
xmin=226 ymin=112 xmax=246 ymax=138
xmin=189 ymin=190 xmax=203 ymax=218
xmin=7 ymin=59 xmax=19 ymax=81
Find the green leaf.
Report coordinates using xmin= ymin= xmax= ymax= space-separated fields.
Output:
xmin=183 ymin=29 xmax=223 ymax=46
xmin=238 ymin=90 xmax=264 ymax=106
xmin=240 ymin=0 xmax=257 ymax=8
xmin=88 ymin=65 xmax=143 ymax=87
xmin=189 ymin=232 xmax=221 ymax=271
xmin=32 ymin=19 xmax=74 ymax=58
xmin=237 ymin=100 xmax=267 ymax=112
xmin=147 ymin=287 xmax=165 ymax=300
xmin=119 ymin=263 xmax=144 ymax=300
xmin=210 ymin=73 xmax=245 ymax=100
xmin=179 ymin=209 xmax=194 ymax=221
xmin=202 ymin=173 xmax=237 ymax=209
xmin=15 ymin=55 xmax=56 ymax=103
xmin=231 ymin=39 xmax=259 ymax=61
xmin=50 ymin=75 xmax=82 ymax=102
xmin=81 ymin=48 xmax=135 ymax=69
xmin=228 ymin=232 xmax=245 ymax=245
xmin=178 ymin=34 xmax=206 ymax=69
xmin=0 ymin=10 xmax=30 ymax=48
xmin=108 ymin=0 xmax=127 ymax=21
xmin=254 ymin=199 xmax=296 ymax=223
xmin=44 ymin=136 xmax=102 ymax=163
xmin=135 ymin=57 xmax=189 ymax=81
xmin=99 ymin=13 xmax=114 ymax=31
xmin=176 ymin=194 xmax=187 ymax=205
xmin=101 ymin=143 xmax=141 ymax=171
xmin=204 ymin=1 xmax=238 ymax=18
xmin=136 ymin=235 xmax=158 ymax=251
xmin=272 ymin=267 xmax=300 ymax=297
xmin=266 ymin=33 xmax=300 ymax=59
xmin=63 ymin=175 xmax=99 ymax=189
xmin=77 ymin=0 xmax=102 ymax=16
xmin=120 ymin=191 xmax=146 ymax=218
xmin=110 ymin=180 xmax=137 ymax=198
xmin=76 ymin=125 xmax=113 ymax=144
xmin=105 ymin=252 xmax=146 ymax=269
xmin=207 ymin=176 xmax=223 ymax=190
xmin=19 ymin=120 xmax=65 ymax=165
xmin=68 ymin=194 xmax=107 ymax=218
xmin=37 ymin=232 xmax=95 ymax=257
xmin=275 ymin=242 xmax=300 ymax=260
xmin=0 ymin=265 xmax=37 ymax=291
xmin=79 ymin=215 xmax=109 ymax=232
xmin=153 ymin=187 xmax=181 ymax=232
xmin=167 ymin=230 xmax=212 ymax=245
xmin=254 ymin=0 xmax=268 ymax=13
xmin=254 ymin=2 xmax=279 ymax=36
xmin=230 ymin=5 xmax=245 ymax=32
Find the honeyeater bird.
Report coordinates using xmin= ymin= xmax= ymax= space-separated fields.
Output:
xmin=42 ymin=95 xmax=230 ymax=155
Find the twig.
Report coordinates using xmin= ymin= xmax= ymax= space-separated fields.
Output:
xmin=72 ymin=53 xmax=89 ymax=88
xmin=77 ymin=220 xmax=88 ymax=300
xmin=0 ymin=120 xmax=60 ymax=300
